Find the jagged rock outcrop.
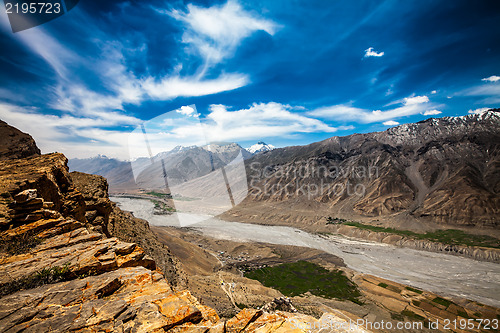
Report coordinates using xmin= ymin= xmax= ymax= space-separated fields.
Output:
xmin=0 ymin=153 xmax=86 ymax=230
xmin=261 ymin=297 xmax=298 ymax=313
xmin=0 ymin=150 xmax=361 ymax=331
xmin=0 ymin=120 xmax=40 ymax=160
xmin=70 ymin=171 xmax=188 ymax=289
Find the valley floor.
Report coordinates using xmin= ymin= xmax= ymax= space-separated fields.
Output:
xmin=111 ymin=195 xmax=500 ymax=332
xmin=151 ymin=225 xmax=500 ymax=333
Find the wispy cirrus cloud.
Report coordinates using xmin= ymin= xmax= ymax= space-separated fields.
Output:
xmin=308 ymin=95 xmax=437 ymax=123
xmin=141 ymin=73 xmax=248 ymax=100
xmin=2 ymin=1 xmax=275 ymax=118
xmin=0 ymin=101 xmax=341 ymax=159
xmin=126 ymin=102 xmax=347 ymax=159
xmin=0 ymin=102 xmax=138 ymax=158
xmin=0 ymin=10 xmax=76 ymax=78
xmin=0 ymin=1 xmax=279 ymax=159
xmin=459 ymin=76 xmax=500 ymax=104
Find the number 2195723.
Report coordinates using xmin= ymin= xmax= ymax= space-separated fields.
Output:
xmin=442 ymin=318 xmax=498 ymax=330
xmin=5 ymin=2 xmax=61 ymax=14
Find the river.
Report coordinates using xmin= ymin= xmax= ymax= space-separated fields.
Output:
xmin=111 ymin=196 xmax=500 ymax=308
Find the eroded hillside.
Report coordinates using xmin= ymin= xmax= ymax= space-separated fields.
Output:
xmin=223 ymin=111 xmax=500 ymax=229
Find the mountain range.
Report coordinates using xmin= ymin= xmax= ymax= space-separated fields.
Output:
xmin=221 ymin=110 xmax=500 ymax=229
xmin=70 ymin=111 xmax=500 ymax=229
xmin=69 ymin=142 xmax=265 ymax=190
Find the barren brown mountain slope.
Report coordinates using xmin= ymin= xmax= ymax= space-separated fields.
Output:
xmin=221 ymin=110 xmax=500 ymax=230
xmin=68 ymin=111 xmax=499 ymax=232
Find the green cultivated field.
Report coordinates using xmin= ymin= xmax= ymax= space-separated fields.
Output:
xmin=146 ymin=191 xmax=172 ymax=199
xmin=244 ymin=261 xmax=362 ymax=304
xmin=341 ymin=221 xmax=500 ymax=249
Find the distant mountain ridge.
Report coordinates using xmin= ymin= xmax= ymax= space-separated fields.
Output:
xmin=69 ymin=142 xmax=253 ymax=190
xmin=68 ymin=155 xmax=136 ymax=190
xmin=69 ymin=142 xmax=266 ymax=190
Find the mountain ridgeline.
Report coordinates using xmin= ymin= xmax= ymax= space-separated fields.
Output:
xmin=232 ymin=110 xmax=500 ymax=228
xmin=69 ymin=143 xmax=256 ymax=190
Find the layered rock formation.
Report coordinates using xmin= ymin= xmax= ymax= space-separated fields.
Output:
xmin=2 ymin=120 xmax=498 ymax=332
xmin=69 ymin=171 xmax=188 ymax=289
xmin=0 ymin=153 xmax=211 ymax=332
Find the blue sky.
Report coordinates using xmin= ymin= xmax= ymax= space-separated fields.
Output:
xmin=0 ymin=0 xmax=499 ymax=159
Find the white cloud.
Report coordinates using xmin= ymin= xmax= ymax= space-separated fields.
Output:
xmin=3 ymin=24 xmax=77 ymax=78
xmin=0 ymin=2 xmax=285 ymax=159
xmin=177 ymin=105 xmax=196 ymax=116
xmin=0 ymin=1 xmax=270 ymax=160
xmin=423 ymin=109 xmax=442 ymax=116
xmin=201 ymin=102 xmax=337 ymax=142
xmin=431 ymin=90 xmax=437 ymax=94
xmin=169 ymin=1 xmax=278 ymax=67
xmin=482 ymin=75 xmax=500 ymax=82
xmin=468 ymin=107 xmax=491 ymax=114
xmin=307 ymin=105 xmax=366 ymax=119
xmin=308 ymin=95 xmax=434 ymax=123
xmin=4 ymin=1 xmax=269 ymax=113
xmin=383 ymin=120 xmax=399 ymax=126
xmin=460 ymin=80 xmax=500 ymax=104
xmin=141 ymin=73 xmax=248 ymax=100
xmin=404 ymin=95 xmax=429 ymax=105
xmin=0 ymin=101 xmax=341 ymax=159
xmin=364 ymin=47 xmax=384 ymax=57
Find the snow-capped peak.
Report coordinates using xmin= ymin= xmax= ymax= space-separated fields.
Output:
xmin=169 ymin=145 xmax=196 ymax=153
xmin=153 ymin=145 xmax=196 ymax=159
xmin=246 ymin=141 xmax=275 ymax=154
